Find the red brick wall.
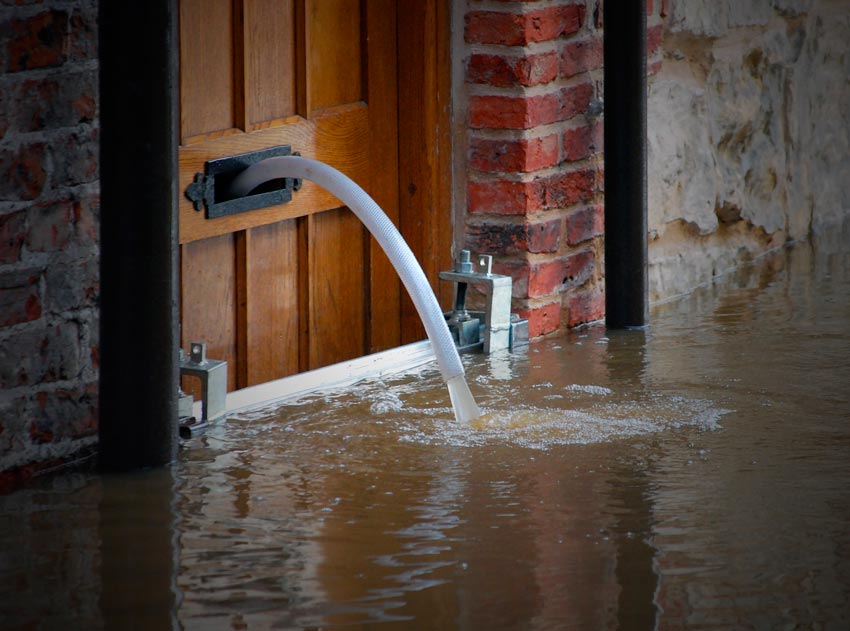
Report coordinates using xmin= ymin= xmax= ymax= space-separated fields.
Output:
xmin=0 ymin=1 xmax=99 ymax=482
xmin=459 ymin=0 xmax=666 ymax=338
xmin=461 ymin=0 xmax=605 ymax=338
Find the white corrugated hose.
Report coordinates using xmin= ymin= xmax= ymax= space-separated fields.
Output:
xmin=229 ymin=155 xmax=480 ymax=423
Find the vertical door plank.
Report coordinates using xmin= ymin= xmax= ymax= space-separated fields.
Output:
xmin=243 ymin=221 xmax=300 ymax=385
xmin=243 ymin=0 xmax=297 ymax=126
xmin=180 ymin=0 xmax=236 ymax=140
xmin=307 ymin=207 xmax=366 ymax=369
xmin=296 ymin=215 xmax=311 ymax=371
xmin=181 ymin=235 xmax=238 ymax=392
xmin=434 ymin=0 xmax=455 ymax=309
xmin=397 ymin=0 xmax=454 ymax=343
xmin=305 ymin=0 xmax=363 ymax=114
xmin=365 ymin=0 xmax=400 ymax=353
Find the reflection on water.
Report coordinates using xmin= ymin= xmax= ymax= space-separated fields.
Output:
xmin=2 ymin=227 xmax=850 ymax=629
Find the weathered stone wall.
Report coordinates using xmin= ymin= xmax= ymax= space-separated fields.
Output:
xmin=647 ymin=0 xmax=850 ymax=302
xmin=0 ymin=1 xmax=99 ymax=482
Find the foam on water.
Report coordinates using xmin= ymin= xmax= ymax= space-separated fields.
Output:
xmin=231 ymin=365 xmax=729 ymax=452
xmin=397 ymin=397 xmax=728 ymax=450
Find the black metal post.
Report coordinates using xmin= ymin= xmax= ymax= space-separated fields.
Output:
xmin=98 ymin=2 xmax=179 ymax=470
xmin=603 ymin=0 xmax=649 ymax=328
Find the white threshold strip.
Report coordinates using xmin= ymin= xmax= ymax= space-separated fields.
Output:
xmin=193 ymin=340 xmax=437 ymax=420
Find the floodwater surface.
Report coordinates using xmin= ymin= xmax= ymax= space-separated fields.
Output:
xmin=2 ymin=228 xmax=849 ymax=630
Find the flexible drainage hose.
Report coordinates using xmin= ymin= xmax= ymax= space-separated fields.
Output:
xmin=229 ymin=155 xmax=480 ymax=423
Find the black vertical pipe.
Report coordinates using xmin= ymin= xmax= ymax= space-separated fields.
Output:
xmin=98 ymin=2 xmax=179 ymax=470
xmin=603 ymin=0 xmax=649 ymax=328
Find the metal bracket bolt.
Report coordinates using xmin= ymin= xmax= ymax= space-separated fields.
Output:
xmin=179 ymin=341 xmax=227 ymax=428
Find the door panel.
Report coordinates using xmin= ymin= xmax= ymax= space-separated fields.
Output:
xmin=181 ymin=234 xmax=237 ymax=390
xmin=178 ymin=0 xmax=448 ymax=393
xmin=179 ymin=0 xmax=235 ymax=139
xmin=307 ymin=208 xmax=366 ymax=368
xmin=304 ymin=0 xmax=363 ymax=114
xmin=237 ymin=220 xmax=300 ymax=387
xmin=242 ymin=0 xmax=297 ymax=124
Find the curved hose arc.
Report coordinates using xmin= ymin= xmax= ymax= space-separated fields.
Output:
xmin=229 ymin=155 xmax=466 ymax=384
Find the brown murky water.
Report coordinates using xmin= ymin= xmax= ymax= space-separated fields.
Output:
xmin=2 ymin=227 xmax=849 ymax=630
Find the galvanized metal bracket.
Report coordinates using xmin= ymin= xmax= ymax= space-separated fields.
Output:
xmin=440 ymin=250 xmax=528 ymax=353
xmin=184 ymin=145 xmax=301 ymax=219
xmin=179 ymin=342 xmax=227 ymax=428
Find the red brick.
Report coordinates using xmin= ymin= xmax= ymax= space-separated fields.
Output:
xmin=527 ymin=218 xmax=562 ymax=253
xmin=527 ymin=250 xmax=595 ymax=298
xmin=45 ymin=258 xmax=99 ymax=312
xmin=516 ymin=300 xmax=561 ymax=338
xmin=562 ymin=249 xmax=595 ymax=288
xmin=467 ymin=220 xmax=528 ymax=255
xmin=0 ymin=270 xmax=42 ymax=327
xmin=647 ymin=24 xmax=664 ymax=58
xmin=34 ymin=384 xmax=98 ymax=441
xmin=69 ymin=7 xmax=97 ymax=62
xmin=529 ymin=259 xmax=564 ymax=297
xmin=466 ymin=217 xmax=561 ymax=254
xmin=470 ymin=83 xmax=592 ymax=130
xmin=30 ymin=406 xmax=54 ymax=443
xmin=465 ymin=10 xmax=526 ymax=46
xmin=559 ymin=82 xmax=594 ymax=120
xmin=9 ymin=73 xmax=93 ymax=136
xmin=465 ymin=5 xmax=585 ymax=46
xmin=51 ymin=128 xmax=98 ymax=187
xmin=0 ymin=143 xmax=47 ymax=201
xmin=560 ymin=37 xmax=603 ymax=78
xmin=469 ymin=95 xmax=525 ymax=130
xmin=592 ymin=119 xmax=604 ymax=152
xmin=540 ymin=167 xmax=597 ymax=210
xmin=26 ymin=197 xmax=73 ymax=252
xmin=12 ymin=77 xmax=60 ymax=132
xmin=567 ymin=286 xmax=605 ymax=327
xmin=0 ymin=210 xmax=26 ymax=263
xmin=491 ymin=260 xmax=530 ymax=299
xmin=73 ymin=192 xmax=99 ymax=246
xmin=470 ymin=134 xmax=559 ymax=173
xmin=469 ymin=93 xmax=560 ymax=130
xmin=559 ymin=3 xmax=585 ymax=36
xmin=565 ymin=205 xmax=603 ymax=245
xmin=0 ymin=322 xmax=81 ymax=388
xmin=468 ymin=179 xmax=543 ymax=215
xmin=5 ymin=10 xmax=69 ymax=72
xmin=467 ymin=52 xmax=558 ymax=88
xmin=564 ymin=124 xmax=601 ymax=162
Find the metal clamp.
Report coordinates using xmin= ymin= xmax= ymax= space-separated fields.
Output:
xmin=179 ymin=342 xmax=227 ymax=428
xmin=440 ymin=250 xmax=528 ymax=353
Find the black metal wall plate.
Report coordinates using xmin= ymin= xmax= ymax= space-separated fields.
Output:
xmin=184 ymin=145 xmax=300 ymax=219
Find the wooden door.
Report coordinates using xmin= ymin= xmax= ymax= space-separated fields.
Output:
xmin=178 ymin=0 xmax=451 ymax=392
